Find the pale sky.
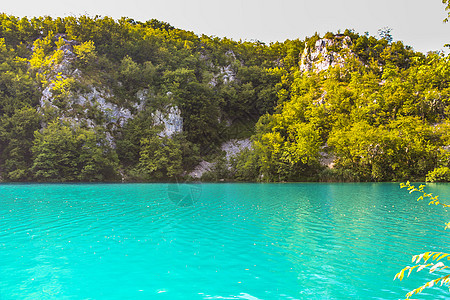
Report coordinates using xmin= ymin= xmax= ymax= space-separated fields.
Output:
xmin=2 ymin=0 xmax=450 ymax=54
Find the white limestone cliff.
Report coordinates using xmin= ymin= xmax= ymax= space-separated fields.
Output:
xmin=153 ymin=106 xmax=183 ymax=137
xmin=300 ymin=36 xmax=353 ymax=73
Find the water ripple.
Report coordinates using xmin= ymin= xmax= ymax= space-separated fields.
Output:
xmin=0 ymin=183 xmax=449 ymax=299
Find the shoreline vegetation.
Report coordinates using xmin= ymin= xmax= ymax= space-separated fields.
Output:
xmin=0 ymin=15 xmax=449 ymax=183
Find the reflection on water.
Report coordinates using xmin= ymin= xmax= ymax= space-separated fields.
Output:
xmin=167 ymin=182 xmax=202 ymax=206
xmin=0 ymin=183 xmax=449 ymax=299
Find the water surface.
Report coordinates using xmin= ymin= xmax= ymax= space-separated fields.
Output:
xmin=0 ymin=183 xmax=449 ymax=299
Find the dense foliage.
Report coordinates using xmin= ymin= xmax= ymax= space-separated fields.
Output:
xmin=0 ymin=14 xmax=283 ymax=181
xmin=395 ymin=182 xmax=450 ymax=299
xmin=230 ymin=34 xmax=450 ymax=182
xmin=0 ymin=14 xmax=448 ymax=182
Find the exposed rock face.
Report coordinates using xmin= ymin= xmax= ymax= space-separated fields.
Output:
xmin=135 ymin=89 xmax=148 ymax=110
xmin=40 ymin=84 xmax=58 ymax=109
xmin=74 ymin=88 xmax=133 ymax=127
xmin=153 ymin=106 xmax=183 ymax=137
xmin=300 ymin=36 xmax=352 ymax=73
xmin=209 ymin=64 xmax=236 ymax=87
xmin=40 ymin=83 xmax=134 ymax=129
xmin=189 ymin=160 xmax=213 ymax=179
xmin=319 ymin=152 xmax=335 ymax=169
xmin=221 ymin=138 xmax=252 ymax=160
xmin=208 ymin=50 xmax=237 ymax=87
xmin=189 ymin=138 xmax=252 ymax=179
xmin=37 ymin=36 xmax=179 ymax=138
xmin=39 ymin=35 xmax=76 ymax=110
xmin=54 ymin=34 xmax=78 ymax=74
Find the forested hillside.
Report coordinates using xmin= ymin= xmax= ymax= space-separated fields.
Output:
xmin=0 ymin=14 xmax=448 ymax=182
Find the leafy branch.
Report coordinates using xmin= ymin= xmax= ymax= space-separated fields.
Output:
xmin=394 ymin=182 xmax=450 ymax=299
xmin=395 ymin=251 xmax=450 ymax=299
xmin=400 ymin=181 xmax=450 ymax=229
xmin=444 ymin=0 xmax=450 ymax=23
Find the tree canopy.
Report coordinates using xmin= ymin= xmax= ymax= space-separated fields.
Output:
xmin=0 ymin=15 xmax=448 ymax=182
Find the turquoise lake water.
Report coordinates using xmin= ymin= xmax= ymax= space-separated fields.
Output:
xmin=0 ymin=183 xmax=449 ymax=299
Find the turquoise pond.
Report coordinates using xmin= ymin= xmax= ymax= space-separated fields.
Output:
xmin=0 ymin=183 xmax=449 ymax=299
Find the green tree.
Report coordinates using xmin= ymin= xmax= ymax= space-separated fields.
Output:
xmin=395 ymin=182 xmax=450 ymax=299
xmin=0 ymin=107 xmax=41 ymax=181
xmin=73 ymin=40 xmax=97 ymax=70
xmin=328 ymin=117 xmax=441 ymax=181
xmin=377 ymin=27 xmax=393 ymax=44
xmin=31 ymin=120 xmax=118 ymax=181
xmin=136 ymin=134 xmax=183 ymax=180
xmin=443 ymin=0 xmax=450 ymax=22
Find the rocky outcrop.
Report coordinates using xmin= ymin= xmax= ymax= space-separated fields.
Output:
xmin=54 ymin=34 xmax=78 ymax=74
xmin=300 ymin=36 xmax=353 ymax=73
xmin=153 ymin=106 xmax=183 ymax=137
xmin=189 ymin=138 xmax=252 ymax=178
xmin=37 ymin=36 xmax=180 ymax=139
xmin=75 ymin=88 xmax=134 ymax=127
xmin=221 ymin=138 xmax=252 ymax=160
xmin=208 ymin=50 xmax=238 ymax=87
xmin=40 ymin=82 xmax=134 ymax=129
xmin=319 ymin=152 xmax=335 ymax=169
xmin=209 ymin=65 xmax=235 ymax=86
xmin=189 ymin=160 xmax=213 ymax=178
